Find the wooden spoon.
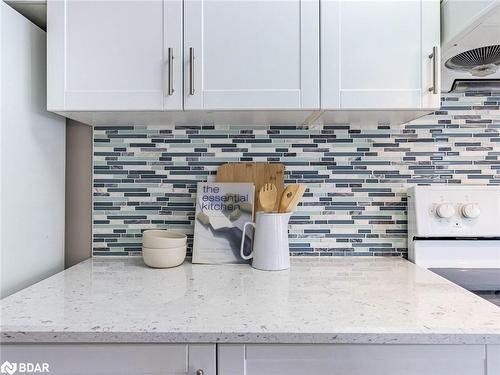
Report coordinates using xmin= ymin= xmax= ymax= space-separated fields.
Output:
xmin=258 ymin=183 xmax=278 ymax=213
xmin=278 ymin=184 xmax=306 ymax=213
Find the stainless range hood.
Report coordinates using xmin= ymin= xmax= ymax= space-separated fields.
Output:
xmin=449 ymin=79 xmax=500 ymax=93
xmin=441 ymin=0 xmax=500 ymax=92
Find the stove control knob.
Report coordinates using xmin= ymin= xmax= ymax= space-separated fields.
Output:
xmin=461 ymin=203 xmax=480 ymax=219
xmin=436 ymin=203 xmax=455 ymax=218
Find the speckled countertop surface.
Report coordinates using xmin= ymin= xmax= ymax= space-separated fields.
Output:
xmin=1 ymin=257 xmax=499 ymax=344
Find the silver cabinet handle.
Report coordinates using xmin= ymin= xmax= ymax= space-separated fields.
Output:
xmin=195 ymin=370 xmax=203 ymax=375
xmin=428 ymin=46 xmax=438 ymax=94
xmin=189 ymin=47 xmax=195 ymax=95
xmin=167 ymin=47 xmax=174 ymax=96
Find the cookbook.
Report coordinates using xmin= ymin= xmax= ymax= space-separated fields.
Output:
xmin=192 ymin=182 xmax=254 ymax=264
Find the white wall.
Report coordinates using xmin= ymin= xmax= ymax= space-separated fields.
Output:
xmin=1 ymin=2 xmax=65 ymax=298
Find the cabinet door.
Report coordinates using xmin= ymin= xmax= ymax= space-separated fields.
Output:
xmin=184 ymin=0 xmax=319 ymax=110
xmin=47 ymin=0 xmax=183 ymax=111
xmin=421 ymin=0 xmax=441 ymax=109
xmin=2 ymin=344 xmax=216 ymax=375
xmin=218 ymin=344 xmax=485 ymax=375
xmin=321 ymin=0 xmax=440 ymax=110
xmin=487 ymin=345 xmax=500 ymax=375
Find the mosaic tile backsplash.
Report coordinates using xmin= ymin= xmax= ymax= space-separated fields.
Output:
xmin=93 ymin=92 xmax=500 ymax=257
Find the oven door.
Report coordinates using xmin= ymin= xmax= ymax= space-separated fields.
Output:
xmin=413 ymin=239 xmax=500 ymax=269
xmin=413 ymin=239 xmax=500 ymax=292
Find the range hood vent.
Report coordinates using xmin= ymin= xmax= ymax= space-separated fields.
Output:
xmin=445 ymin=45 xmax=500 ymax=77
xmin=449 ymin=79 xmax=500 ymax=93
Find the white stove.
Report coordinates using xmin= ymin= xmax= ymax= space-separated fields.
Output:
xmin=407 ymin=186 xmax=500 ymax=303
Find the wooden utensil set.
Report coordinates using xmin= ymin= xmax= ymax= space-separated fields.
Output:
xmin=276 ymin=184 xmax=307 ymax=214
xmin=216 ymin=162 xmax=305 ymax=214
xmin=259 ymin=182 xmax=306 ymax=213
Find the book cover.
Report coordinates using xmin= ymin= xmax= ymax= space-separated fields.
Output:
xmin=192 ymin=182 xmax=254 ymax=264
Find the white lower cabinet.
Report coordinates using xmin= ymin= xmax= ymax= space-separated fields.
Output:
xmin=218 ymin=344 xmax=488 ymax=375
xmin=1 ymin=344 xmax=215 ymax=375
xmin=488 ymin=345 xmax=500 ymax=375
xmin=3 ymin=343 xmax=495 ymax=374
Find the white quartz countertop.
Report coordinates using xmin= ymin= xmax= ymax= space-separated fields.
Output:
xmin=1 ymin=257 xmax=500 ymax=344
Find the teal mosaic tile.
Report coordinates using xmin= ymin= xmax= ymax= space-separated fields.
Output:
xmin=93 ymin=92 xmax=500 ymax=257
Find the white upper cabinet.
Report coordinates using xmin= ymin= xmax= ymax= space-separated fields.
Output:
xmin=183 ymin=0 xmax=320 ymax=110
xmin=321 ymin=0 xmax=440 ymax=110
xmin=47 ymin=0 xmax=183 ymax=111
xmin=47 ymin=0 xmax=440 ymax=119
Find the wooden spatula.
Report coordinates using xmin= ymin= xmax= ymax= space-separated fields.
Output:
xmin=258 ymin=183 xmax=278 ymax=213
xmin=278 ymin=184 xmax=306 ymax=213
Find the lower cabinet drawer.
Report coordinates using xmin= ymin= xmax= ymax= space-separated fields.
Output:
xmin=218 ymin=344 xmax=486 ymax=375
xmin=1 ymin=344 xmax=215 ymax=375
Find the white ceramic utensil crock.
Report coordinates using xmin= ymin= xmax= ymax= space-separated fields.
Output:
xmin=240 ymin=212 xmax=292 ymax=271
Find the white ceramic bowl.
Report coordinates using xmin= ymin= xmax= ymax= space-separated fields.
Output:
xmin=142 ymin=245 xmax=186 ymax=268
xmin=142 ymin=230 xmax=187 ymax=249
